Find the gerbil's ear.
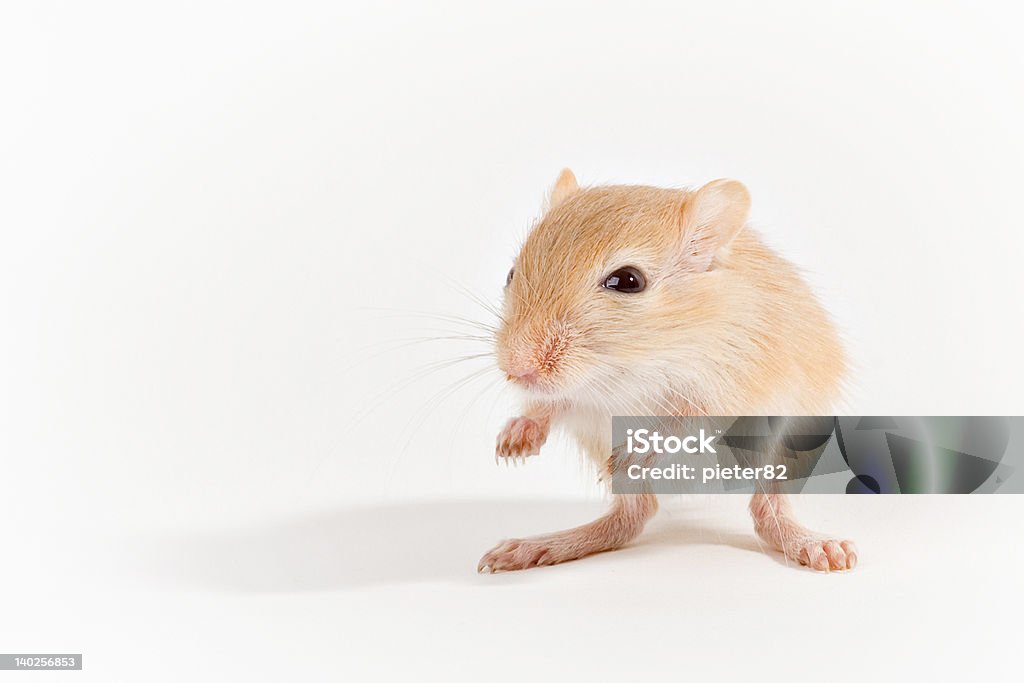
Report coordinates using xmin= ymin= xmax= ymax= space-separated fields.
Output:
xmin=679 ymin=179 xmax=750 ymax=271
xmin=548 ymin=168 xmax=579 ymax=209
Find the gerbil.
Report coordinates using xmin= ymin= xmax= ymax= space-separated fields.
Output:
xmin=478 ymin=169 xmax=856 ymax=573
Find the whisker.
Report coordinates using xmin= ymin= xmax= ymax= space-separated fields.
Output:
xmin=439 ymin=274 xmax=507 ymax=324
xmin=354 ymin=306 xmax=499 ymax=335
xmin=440 ymin=373 xmax=507 ymax=472
xmin=346 ymin=352 xmax=495 ymax=428
xmin=338 ymin=333 xmax=494 ymax=375
xmin=396 ymin=364 xmax=503 ymax=458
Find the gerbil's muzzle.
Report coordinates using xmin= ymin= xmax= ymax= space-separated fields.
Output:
xmin=499 ymin=323 xmax=574 ymax=389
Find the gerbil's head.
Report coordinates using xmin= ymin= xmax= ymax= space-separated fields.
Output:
xmin=496 ymin=169 xmax=751 ymax=409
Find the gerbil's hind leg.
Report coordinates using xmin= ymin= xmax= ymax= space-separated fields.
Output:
xmin=478 ymin=494 xmax=657 ymax=573
xmin=750 ymin=492 xmax=858 ymax=571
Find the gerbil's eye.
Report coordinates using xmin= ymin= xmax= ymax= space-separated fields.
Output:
xmin=506 ymin=267 xmax=514 ymax=287
xmin=602 ymin=267 xmax=646 ymax=293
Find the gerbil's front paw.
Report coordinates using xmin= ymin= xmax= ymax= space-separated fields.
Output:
xmin=786 ymin=536 xmax=858 ymax=572
xmin=477 ymin=538 xmax=560 ymax=573
xmin=495 ymin=416 xmax=548 ymax=464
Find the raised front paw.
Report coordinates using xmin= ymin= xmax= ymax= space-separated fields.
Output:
xmin=495 ymin=416 xmax=548 ymax=464
xmin=789 ymin=537 xmax=858 ymax=572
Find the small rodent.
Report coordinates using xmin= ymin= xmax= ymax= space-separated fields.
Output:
xmin=478 ymin=169 xmax=856 ymax=573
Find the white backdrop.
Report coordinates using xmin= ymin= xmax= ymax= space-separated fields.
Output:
xmin=2 ymin=1 xmax=1023 ymax=681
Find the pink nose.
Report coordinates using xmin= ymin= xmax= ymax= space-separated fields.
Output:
xmin=507 ymin=368 xmax=539 ymax=385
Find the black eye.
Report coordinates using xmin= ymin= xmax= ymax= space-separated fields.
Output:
xmin=603 ymin=267 xmax=646 ymax=293
xmin=506 ymin=267 xmax=514 ymax=287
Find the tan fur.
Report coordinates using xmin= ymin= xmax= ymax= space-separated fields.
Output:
xmin=480 ymin=170 xmax=855 ymax=573
xmin=548 ymin=168 xmax=579 ymax=209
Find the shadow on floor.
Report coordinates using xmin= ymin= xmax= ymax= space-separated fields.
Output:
xmin=134 ymin=499 xmax=767 ymax=593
